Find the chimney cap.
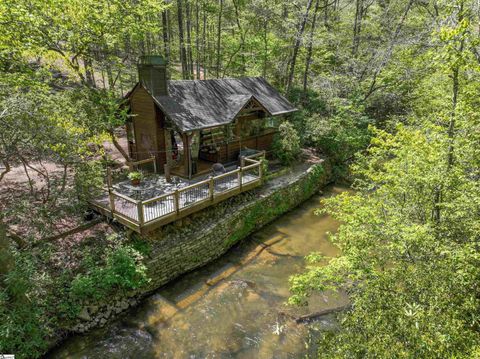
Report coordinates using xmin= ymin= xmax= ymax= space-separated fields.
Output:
xmin=138 ymin=55 xmax=168 ymax=66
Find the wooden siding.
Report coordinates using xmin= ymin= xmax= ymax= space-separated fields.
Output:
xmin=130 ymin=86 xmax=158 ymax=164
xmin=155 ymin=106 xmax=167 ymax=169
xmin=216 ymin=131 xmax=275 ymax=163
xmin=128 ymin=84 xmax=277 ymax=175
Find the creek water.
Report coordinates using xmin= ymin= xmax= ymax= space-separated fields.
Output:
xmin=47 ymin=186 xmax=349 ymax=359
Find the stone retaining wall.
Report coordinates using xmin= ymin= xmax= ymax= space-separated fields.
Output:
xmin=71 ymin=160 xmax=332 ymax=333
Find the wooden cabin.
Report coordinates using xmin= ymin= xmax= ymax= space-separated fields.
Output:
xmin=125 ymin=55 xmax=297 ymax=179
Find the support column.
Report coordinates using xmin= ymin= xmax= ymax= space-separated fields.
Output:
xmin=225 ymin=124 xmax=230 ymax=162
xmin=164 ymin=129 xmax=173 ymax=182
xmin=183 ymin=133 xmax=191 ymax=178
xmin=238 ymin=118 xmax=243 ymax=159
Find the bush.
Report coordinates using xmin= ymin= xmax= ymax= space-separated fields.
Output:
xmin=0 ymin=250 xmax=52 ymax=358
xmin=273 ymin=121 xmax=302 ymax=165
xmin=70 ymin=244 xmax=149 ymax=302
xmin=304 ymin=98 xmax=372 ymax=164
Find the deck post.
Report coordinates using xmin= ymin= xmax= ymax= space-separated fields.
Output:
xmin=238 ymin=167 xmax=243 ymax=190
xmin=164 ymin=163 xmax=171 ymax=182
xmin=240 ymin=156 xmax=245 ymax=167
xmin=164 ymin=129 xmax=173 ymax=182
xmin=106 ymin=167 xmax=112 ymax=187
xmin=260 ymin=150 xmax=266 ymax=181
xmin=106 ymin=167 xmax=115 ymax=213
xmin=174 ymin=190 xmax=180 ymax=215
xmin=108 ymin=190 xmax=115 ymax=213
xmin=152 ymin=156 xmax=157 ymax=173
xmin=209 ymin=176 xmax=215 ymax=201
xmin=137 ymin=200 xmax=144 ymax=225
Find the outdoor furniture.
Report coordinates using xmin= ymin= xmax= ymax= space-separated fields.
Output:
xmin=211 ymin=163 xmax=226 ymax=176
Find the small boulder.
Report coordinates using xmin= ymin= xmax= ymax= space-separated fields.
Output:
xmin=88 ymin=305 xmax=99 ymax=315
xmin=120 ymin=300 xmax=129 ymax=310
xmin=78 ymin=307 xmax=91 ymax=321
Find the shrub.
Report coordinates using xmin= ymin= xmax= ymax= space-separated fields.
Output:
xmin=0 ymin=250 xmax=52 ymax=358
xmin=304 ymin=98 xmax=373 ymax=164
xmin=70 ymin=243 xmax=149 ymax=303
xmin=273 ymin=121 xmax=302 ymax=165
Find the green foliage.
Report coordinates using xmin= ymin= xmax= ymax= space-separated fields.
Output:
xmin=74 ymin=160 xmax=106 ymax=201
xmin=288 ymin=88 xmax=374 ymax=168
xmin=70 ymin=240 xmax=149 ymax=303
xmin=272 ymin=121 xmax=302 ymax=165
xmin=260 ymin=157 xmax=269 ymax=178
xmin=224 ymin=164 xmax=325 ymax=247
xmin=0 ymin=250 xmax=52 ymax=358
xmin=304 ymin=98 xmax=373 ymax=163
xmin=0 ymin=0 xmax=167 ymax=85
xmin=127 ymin=171 xmax=143 ymax=181
xmin=291 ymin=117 xmax=480 ymax=357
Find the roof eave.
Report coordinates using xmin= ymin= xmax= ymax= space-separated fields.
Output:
xmin=183 ymin=120 xmax=233 ymax=133
xmin=270 ymin=108 xmax=298 ymax=116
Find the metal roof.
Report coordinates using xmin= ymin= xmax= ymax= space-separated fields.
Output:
xmin=149 ymin=77 xmax=297 ymax=132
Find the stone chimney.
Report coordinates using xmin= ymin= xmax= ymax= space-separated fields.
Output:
xmin=137 ymin=55 xmax=168 ymax=97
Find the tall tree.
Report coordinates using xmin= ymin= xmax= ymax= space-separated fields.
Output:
xmin=352 ymin=0 xmax=363 ymax=56
xmin=177 ymin=0 xmax=189 ymax=78
xmin=286 ymin=0 xmax=314 ymax=93
xmin=303 ymin=0 xmax=321 ymax=95
xmin=185 ymin=0 xmax=195 ymax=78
xmin=162 ymin=10 xmax=171 ymax=61
xmin=195 ymin=0 xmax=201 ymax=79
xmin=216 ymin=0 xmax=224 ymax=77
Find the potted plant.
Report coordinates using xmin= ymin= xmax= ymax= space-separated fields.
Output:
xmin=128 ymin=171 xmax=143 ymax=186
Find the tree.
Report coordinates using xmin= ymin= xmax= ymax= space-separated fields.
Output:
xmin=289 ymin=2 xmax=480 ymax=356
xmin=286 ymin=0 xmax=314 ymax=93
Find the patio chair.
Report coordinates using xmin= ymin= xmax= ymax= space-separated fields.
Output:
xmin=212 ymin=163 xmax=226 ymax=176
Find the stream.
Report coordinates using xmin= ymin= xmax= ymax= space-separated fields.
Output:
xmin=47 ymin=185 xmax=349 ymax=359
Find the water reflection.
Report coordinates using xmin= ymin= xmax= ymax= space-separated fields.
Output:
xmin=47 ymin=186 xmax=348 ymax=359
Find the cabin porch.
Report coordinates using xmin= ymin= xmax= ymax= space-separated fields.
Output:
xmin=88 ymin=152 xmax=265 ymax=234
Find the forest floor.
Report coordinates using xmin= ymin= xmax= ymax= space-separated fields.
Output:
xmin=1 ymin=134 xmax=127 ymax=242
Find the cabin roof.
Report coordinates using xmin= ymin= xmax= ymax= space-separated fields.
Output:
xmin=135 ymin=77 xmax=297 ymax=132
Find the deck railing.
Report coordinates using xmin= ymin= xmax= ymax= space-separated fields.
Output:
xmin=101 ymin=151 xmax=265 ymax=232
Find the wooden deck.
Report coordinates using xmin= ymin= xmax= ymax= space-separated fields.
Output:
xmin=88 ymin=153 xmax=264 ymax=233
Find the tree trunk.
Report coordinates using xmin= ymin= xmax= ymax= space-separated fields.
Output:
xmin=84 ymin=57 xmax=96 ymax=88
xmin=303 ymin=0 xmax=321 ymax=96
xmin=108 ymin=131 xmax=131 ymax=163
xmin=177 ymin=0 xmax=189 ymax=79
xmin=0 ymin=160 xmax=10 ymax=182
xmin=232 ymin=0 xmax=246 ymax=75
xmin=352 ymin=0 xmax=363 ymax=56
xmin=195 ymin=0 xmax=200 ymax=79
xmin=203 ymin=4 xmax=207 ymax=79
xmin=263 ymin=19 xmax=268 ymax=78
xmin=286 ymin=0 xmax=314 ymax=93
xmin=363 ymin=0 xmax=414 ymax=100
xmin=186 ymin=0 xmax=194 ymax=79
xmin=162 ymin=10 xmax=170 ymax=61
xmin=216 ymin=0 xmax=223 ymax=78
xmin=433 ymin=1 xmax=465 ymax=223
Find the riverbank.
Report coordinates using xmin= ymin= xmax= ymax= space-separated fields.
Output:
xmin=48 ymin=184 xmax=347 ymax=358
xmin=68 ymin=159 xmax=332 ymax=332
xmin=43 ymin=157 xmax=333 ymax=356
